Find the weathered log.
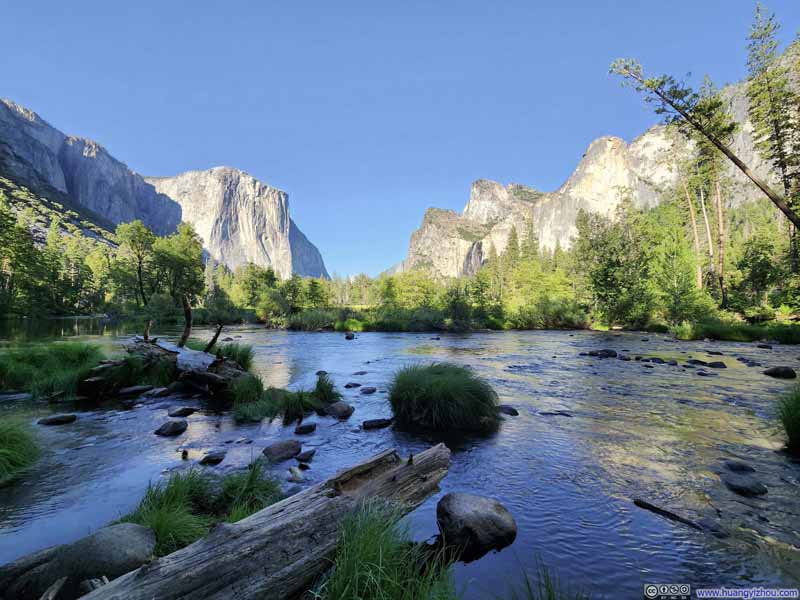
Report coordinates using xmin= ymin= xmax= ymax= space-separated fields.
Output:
xmin=82 ymin=444 xmax=451 ymax=600
xmin=204 ymin=323 xmax=224 ymax=353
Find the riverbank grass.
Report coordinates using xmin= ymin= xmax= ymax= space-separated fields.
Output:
xmin=122 ymin=462 xmax=281 ymax=556
xmin=0 ymin=421 xmax=40 ymax=486
xmin=671 ymin=319 xmax=800 ymax=344
xmin=232 ymin=373 xmax=333 ymax=424
xmin=0 ymin=342 xmax=105 ymax=398
xmin=778 ymin=386 xmax=800 ymax=453
xmin=389 ymin=363 xmax=500 ymax=432
xmin=314 ymin=502 xmax=456 ymax=600
xmin=185 ymin=339 xmax=254 ymax=372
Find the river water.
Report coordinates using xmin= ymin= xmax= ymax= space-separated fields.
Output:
xmin=1 ymin=325 xmax=799 ymax=599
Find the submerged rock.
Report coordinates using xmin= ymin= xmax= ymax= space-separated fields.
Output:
xmin=436 ymin=493 xmax=517 ymax=561
xmin=688 ymin=359 xmax=708 ymax=366
xmin=708 ymin=361 xmax=727 ymax=369
xmin=294 ymin=423 xmax=317 ymax=435
xmin=362 ymin=418 xmax=393 ymax=430
xmin=263 ymin=439 xmax=302 ymax=462
xmin=0 ymin=522 xmax=155 ymax=600
xmin=538 ymin=410 xmax=572 ymax=417
xmin=498 ymin=405 xmax=519 ymax=416
xmin=757 ymin=343 xmax=773 ymax=350
xmin=360 ymin=386 xmax=377 ymax=395
xmin=37 ymin=414 xmax=77 ymax=426
xmin=345 ymin=332 xmax=355 ymax=340
xmin=722 ymin=459 xmax=755 ymax=473
xmin=199 ymin=450 xmax=226 ymax=466
xmin=326 ymin=401 xmax=354 ymax=419
xmin=352 ymin=370 xmax=368 ymax=376
xmin=295 ymin=449 xmax=316 ymax=462
xmin=344 ymin=382 xmax=361 ymax=388
xmin=589 ymin=349 xmax=617 ymax=358
xmin=168 ymin=406 xmax=195 ymax=418
xmin=154 ymin=420 xmax=188 ymax=437
xmin=722 ymin=473 xmax=768 ymax=497
xmin=764 ymin=366 xmax=796 ymax=379
xmin=117 ymin=385 xmax=153 ymax=398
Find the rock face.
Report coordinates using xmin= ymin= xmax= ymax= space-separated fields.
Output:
xmin=396 ymin=44 xmax=797 ymax=278
xmin=146 ymin=168 xmax=328 ymax=278
xmin=0 ymin=522 xmax=155 ymax=600
xmin=0 ymin=99 xmax=328 ymax=278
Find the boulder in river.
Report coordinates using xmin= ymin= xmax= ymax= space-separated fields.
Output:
xmin=37 ymin=414 xmax=77 ymax=426
xmin=295 ymin=449 xmax=316 ymax=462
xmin=722 ymin=473 xmax=768 ymax=497
xmin=764 ymin=366 xmax=797 ymax=379
xmin=688 ymin=359 xmax=708 ymax=366
xmin=707 ymin=361 xmax=727 ymax=369
xmin=360 ymin=386 xmax=377 ymax=395
xmin=0 ymin=522 xmax=155 ymax=600
xmin=154 ymin=420 xmax=188 ymax=437
xmin=345 ymin=332 xmax=355 ymax=340
xmin=199 ymin=450 xmax=226 ymax=466
xmin=722 ymin=459 xmax=755 ymax=473
xmin=263 ymin=439 xmax=302 ymax=462
xmin=326 ymin=401 xmax=354 ymax=419
xmin=294 ymin=423 xmax=317 ymax=435
xmin=436 ymin=493 xmax=517 ymax=561
xmin=757 ymin=343 xmax=773 ymax=349
xmin=498 ymin=405 xmax=519 ymax=416
xmin=344 ymin=382 xmax=361 ymax=388
xmin=168 ymin=406 xmax=195 ymax=418
xmin=588 ymin=349 xmax=617 ymax=358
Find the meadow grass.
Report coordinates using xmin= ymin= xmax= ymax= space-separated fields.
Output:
xmin=389 ymin=363 xmax=500 ymax=432
xmin=778 ymin=385 xmax=800 ymax=453
xmin=0 ymin=420 xmax=40 ymax=486
xmin=312 ymin=502 xmax=457 ymax=600
xmin=0 ymin=342 xmax=105 ymax=398
xmin=122 ymin=463 xmax=281 ymax=556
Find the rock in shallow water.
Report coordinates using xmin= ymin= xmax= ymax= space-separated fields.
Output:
xmin=326 ymin=401 xmax=354 ymax=419
xmin=199 ymin=450 xmax=226 ymax=466
xmin=722 ymin=473 xmax=768 ymax=497
xmin=360 ymin=386 xmax=377 ymax=395
xmin=168 ymin=406 xmax=195 ymax=417
xmin=263 ymin=439 xmax=301 ymax=462
xmin=498 ymin=405 xmax=519 ymax=416
xmin=38 ymin=414 xmax=77 ymax=426
xmin=362 ymin=418 xmax=393 ymax=430
xmin=154 ymin=420 xmax=187 ymax=437
xmin=436 ymin=493 xmax=517 ymax=561
xmin=295 ymin=449 xmax=316 ymax=462
xmin=294 ymin=423 xmax=317 ymax=435
xmin=344 ymin=382 xmax=361 ymax=388
xmin=117 ymin=384 xmax=153 ymax=398
xmin=722 ymin=459 xmax=755 ymax=473
xmin=763 ymin=366 xmax=797 ymax=379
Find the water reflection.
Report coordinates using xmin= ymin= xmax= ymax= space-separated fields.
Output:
xmin=0 ymin=327 xmax=799 ymax=598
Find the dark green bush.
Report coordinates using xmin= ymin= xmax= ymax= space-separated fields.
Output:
xmin=389 ymin=363 xmax=500 ymax=432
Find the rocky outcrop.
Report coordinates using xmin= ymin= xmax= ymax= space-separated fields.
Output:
xmin=397 ymin=44 xmax=797 ymax=278
xmin=146 ymin=168 xmax=328 ymax=278
xmin=0 ymin=99 xmax=328 ymax=278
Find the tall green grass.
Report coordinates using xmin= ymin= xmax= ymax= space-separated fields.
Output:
xmin=217 ymin=343 xmax=254 ymax=371
xmin=0 ymin=421 xmax=40 ymax=486
xmin=778 ymin=386 xmax=800 ymax=453
xmin=287 ymin=309 xmax=338 ymax=331
xmin=389 ymin=363 xmax=500 ymax=432
xmin=313 ymin=373 xmax=342 ymax=404
xmin=312 ymin=502 xmax=456 ymax=600
xmin=233 ymin=373 xmax=335 ymax=424
xmin=122 ymin=463 xmax=281 ymax=556
xmin=503 ymin=564 xmax=591 ymax=600
xmin=0 ymin=342 xmax=105 ymax=398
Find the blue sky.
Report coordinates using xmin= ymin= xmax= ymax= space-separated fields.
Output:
xmin=3 ymin=1 xmax=799 ymax=276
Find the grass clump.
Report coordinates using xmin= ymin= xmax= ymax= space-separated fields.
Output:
xmin=670 ymin=318 xmax=800 ymax=344
xmin=287 ymin=309 xmax=337 ymax=331
xmin=217 ymin=343 xmax=254 ymax=371
xmin=122 ymin=463 xmax=281 ymax=556
xmin=504 ymin=564 xmax=591 ymax=600
xmin=313 ymin=502 xmax=456 ymax=600
xmin=778 ymin=386 xmax=800 ymax=454
xmin=313 ymin=373 xmax=342 ymax=404
xmin=0 ymin=420 xmax=40 ymax=486
xmin=231 ymin=374 xmax=265 ymax=405
xmin=0 ymin=342 xmax=105 ymax=398
xmin=389 ymin=363 xmax=500 ymax=432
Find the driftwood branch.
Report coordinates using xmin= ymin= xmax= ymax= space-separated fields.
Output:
xmin=204 ymin=323 xmax=224 ymax=353
xmin=82 ymin=444 xmax=451 ymax=600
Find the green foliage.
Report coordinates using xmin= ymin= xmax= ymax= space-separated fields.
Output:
xmin=232 ymin=381 xmax=322 ymax=425
xmin=287 ymin=308 xmax=337 ymax=331
xmin=670 ymin=318 xmax=800 ymax=344
xmin=312 ymin=502 xmax=456 ymax=600
xmin=0 ymin=420 xmax=40 ymax=486
xmin=389 ymin=363 xmax=499 ymax=432
xmin=0 ymin=342 xmax=105 ymax=398
xmin=778 ymin=386 xmax=800 ymax=453
xmin=122 ymin=465 xmax=281 ymax=556
xmin=231 ymin=374 xmax=265 ymax=405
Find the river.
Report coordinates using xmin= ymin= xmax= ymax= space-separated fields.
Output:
xmin=1 ymin=325 xmax=799 ymax=599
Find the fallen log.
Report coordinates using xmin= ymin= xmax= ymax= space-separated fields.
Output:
xmin=82 ymin=444 xmax=451 ymax=600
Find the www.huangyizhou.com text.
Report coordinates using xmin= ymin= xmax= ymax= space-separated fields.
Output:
xmin=695 ymin=588 xmax=799 ymax=599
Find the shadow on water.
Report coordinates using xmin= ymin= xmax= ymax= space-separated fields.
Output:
xmin=1 ymin=326 xmax=799 ymax=598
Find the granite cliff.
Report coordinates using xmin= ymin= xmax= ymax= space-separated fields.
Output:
xmin=0 ymin=99 xmax=328 ymax=278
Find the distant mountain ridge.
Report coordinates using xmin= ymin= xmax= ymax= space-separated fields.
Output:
xmin=395 ymin=45 xmax=796 ymax=279
xmin=0 ymin=99 xmax=329 ymax=279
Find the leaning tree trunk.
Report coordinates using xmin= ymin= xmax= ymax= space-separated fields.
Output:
xmin=82 ymin=444 xmax=451 ymax=600
xmin=698 ymin=187 xmax=715 ymax=283
xmin=683 ymin=181 xmax=704 ymax=289
xmin=204 ymin=322 xmax=224 ymax=353
xmin=177 ymin=294 xmax=192 ymax=348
